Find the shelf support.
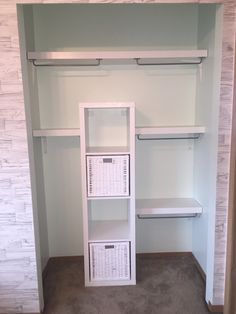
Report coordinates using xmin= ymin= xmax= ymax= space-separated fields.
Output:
xmin=42 ymin=137 xmax=47 ymax=154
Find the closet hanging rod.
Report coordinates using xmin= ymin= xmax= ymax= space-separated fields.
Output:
xmin=27 ymin=50 xmax=207 ymax=66
xmin=30 ymin=57 xmax=203 ymax=67
xmin=137 ymin=213 xmax=200 ymax=219
xmin=136 ymin=134 xmax=200 ymax=141
xmin=134 ymin=57 xmax=203 ymax=66
xmin=31 ymin=59 xmax=101 ymax=67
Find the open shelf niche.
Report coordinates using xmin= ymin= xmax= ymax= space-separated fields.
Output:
xmin=136 ymin=198 xmax=203 ymax=218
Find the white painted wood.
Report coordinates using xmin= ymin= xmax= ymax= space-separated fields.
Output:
xmin=84 ymin=279 xmax=135 ymax=287
xmin=27 ymin=49 xmax=208 ymax=62
xmin=80 ymin=102 xmax=136 ymax=286
xmin=88 ymin=196 xmax=131 ymax=200
xmin=80 ymin=102 xmax=135 ymax=109
xmin=33 ymin=128 xmax=80 ymax=137
xmin=136 ymin=198 xmax=203 ymax=216
xmin=33 ymin=126 xmax=205 ymax=138
xmin=88 ymin=220 xmax=130 ymax=242
xmin=86 ymin=146 xmax=130 ymax=155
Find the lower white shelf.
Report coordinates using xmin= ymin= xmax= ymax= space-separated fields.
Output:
xmin=88 ymin=220 xmax=130 ymax=242
xmin=136 ymin=198 xmax=203 ymax=218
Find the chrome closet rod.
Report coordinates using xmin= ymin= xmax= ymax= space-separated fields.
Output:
xmin=29 ymin=57 xmax=203 ymax=67
xmin=31 ymin=59 xmax=102 ymax=67
xmin=134 ymin=57 xmax=203 ymax=66
xmin=137 ymin=213 xmax=200 ymax=219
xmin=136 ymin=135 xmax=200 ymax=141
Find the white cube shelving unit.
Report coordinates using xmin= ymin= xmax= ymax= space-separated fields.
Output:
xmin=79 ymin=102 xmax=136 ymax=286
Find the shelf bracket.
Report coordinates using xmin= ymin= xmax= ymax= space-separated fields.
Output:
xmin=134 ymin=57 xmax=204 ymax=66
xmin=42 ymin=136 xmax=47 ymax=154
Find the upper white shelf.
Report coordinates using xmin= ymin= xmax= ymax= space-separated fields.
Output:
xmin=136 ymin=126 xmax=206 ymax=140
xmin=136 ymin=198 xmax=203 ymax=218
xmin=33 ymin=126 xmax=206 ymax=139
xmin=27 ymin=50 xmax=207 ymax=66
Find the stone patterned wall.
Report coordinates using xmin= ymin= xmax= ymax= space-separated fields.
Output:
xmin=0 ymin=0 xmax=235 ymax=312
xmin=214 ymin=0 xmax=236 ymax=305
xmin=0 ymin=3 xmax=41 ymax=313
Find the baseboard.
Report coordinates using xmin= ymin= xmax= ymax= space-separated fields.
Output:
xmin=137 ymin=251 xmax=192 ymax=258
xmin=42 ymin=259 xmax=50 ymax=281
xmin=191 ymin=253 xmax=206 ymax=283
xmin=49 ymin=255 xmax=84 ymax=262
xmin=207 ymin=302 xmax=224 ymax=313
xmin=190 ymin=255 xmax=224 ymax=313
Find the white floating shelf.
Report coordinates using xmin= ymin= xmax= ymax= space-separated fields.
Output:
xmin=136 ymin=126 xmax=205 ymax=135
xmin=27 ymin=49 xmax=207 ymax=65
xmin=136 ymin=126 xmax=206 ymax=140
xmin=33 ymin=126 xmax=206 ymax=139
xmin=86 ymin=146 xmax=130 ymax=155
xmin=136 ymin=198 xmax=203 ymax=218
xmin=88 ymin=220 xmax=130 ymax=242
xmin=87 ymin=196 xmax=131 ymax=200
xmin=33 ymin=128 xmax=80 ymax=137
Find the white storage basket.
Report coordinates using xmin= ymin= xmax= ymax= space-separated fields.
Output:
xmin=87 ymin=155 xmax=129 ymax=197
xmin=89 ymin=242 xmax=130 ymax=281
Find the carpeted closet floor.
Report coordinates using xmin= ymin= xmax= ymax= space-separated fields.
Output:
xmin=42 ymin=254 xmax=222 ymax=314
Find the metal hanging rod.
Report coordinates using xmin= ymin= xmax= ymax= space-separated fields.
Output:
xmin=136 ymin=134 xmax=200 ymax=141
xmin=27 ymin=51 xmax=207 ymax=66
xmin=31 ymin=58 xmax=203 ymax=67
xmin=134 ymin=57 xmax=203 ymax=66
xmin=31 ymin=59 xmax=102 ymax=67
xmin=137 ymin=213 xmax=200 ymax=219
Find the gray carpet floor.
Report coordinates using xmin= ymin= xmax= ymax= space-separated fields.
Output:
xmin=43 ymin=254 xmax=221 ymax=314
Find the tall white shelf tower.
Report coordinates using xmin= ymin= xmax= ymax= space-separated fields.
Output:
xmin=79 ymin=102 xmax=136 ymax=286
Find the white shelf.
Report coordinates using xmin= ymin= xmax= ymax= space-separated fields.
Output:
xmin=136 ymin=126 xmax=205 ymax=140
xmin=136 ymin=198 xmax=203 ymax=218
xmin=27 ymin=49 xmax=207 ymax=65
xmin=86 ymin=146 xmax=130 ymax=155
xmin=33 ymin=126 xmax=206 ymax=139
xmin=80 ymin=102 xmax=134 ymax=108
xmin=88 ymin=220 xmax=130 ymax=242
xmin=87 ymin=196 xmax=131 ymax=200
xmin=33 ymin=128 xmax=80 ymax=137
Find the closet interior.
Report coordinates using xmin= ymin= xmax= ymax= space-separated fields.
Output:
xmin=17 ymin=1 xmax=223 ymax=303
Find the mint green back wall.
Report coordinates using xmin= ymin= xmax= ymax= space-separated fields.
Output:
xmin=29 ymin=4 xmax=220 ymax=260
xmin=33 ymin=4 xmax=198 ymax=50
